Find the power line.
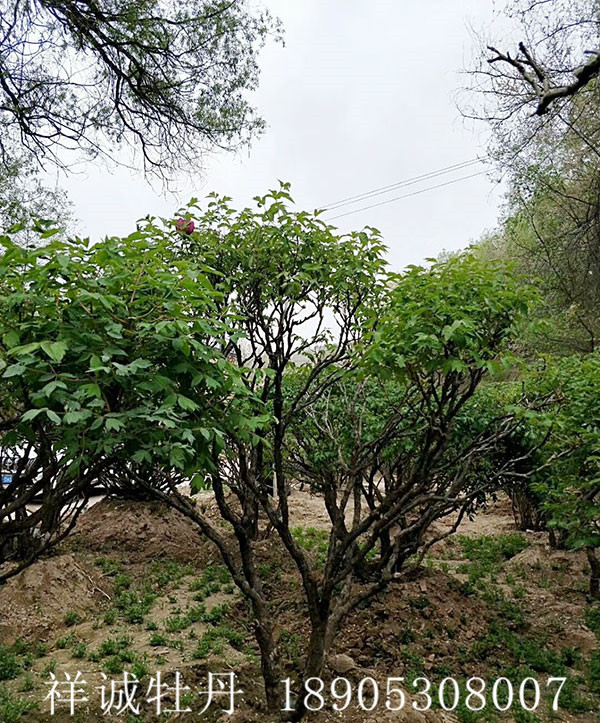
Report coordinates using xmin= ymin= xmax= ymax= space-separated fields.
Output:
xmin=324 ymin=170 xmax=489 ymax=221
xmin=321 ymin=158 xmax=485 ymax=211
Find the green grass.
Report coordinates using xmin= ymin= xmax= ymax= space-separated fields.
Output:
xmin=258 ymin=561 xmax=281 ymax=581
xmin=149 ymin=560 xmax=194 ymax=587
xmin=192 ymin=625 xmax=246 ymax=659
xmin=164 ymin=603 xmax=206 ymax=632
xmin=164 ymin=612 xmax=194 ymax=633
xmin=163 ymin=602 xmax=229 ymax=633
xmin=19 ymin=672 xmax=35 ymax=693
xmin=0 ymin=645 xmax=21 ymax=681
xmin=291 ymin=526 xmax=329 ymax=567
xmin=102 ymin=656 xmax=124 ymax=675
xmin=63 ymin=610 xmax=82 ymax=627
xmin=470 ymin=621 xmax=565 ymax=675
xmin=94 ymin=557 xmax=122 ymax=576
xmin=203 ymin=603 xmax=228 ymax=624
xmin=103 ymin=608 xmax=117 ymax=625
xmin=466 ymin=617 xmax=592 ymax=714
xmin=93 ymin=634 xmax=132 ymax=660
xmin=512 ymin=713 xmax=541 ymax=723
xmin=2 ymin=640 xmax=47 ymax=680
xmin=585 ymin=604 xmax=600 ymax=636
xmin=189 ymin=564 xmax=232 ymax=600
xmin=555 ymin=675 xmax=591 ymax=714
xmin=101 ymin=645 xmax=148 ymax=677
xmin=56 ymin=634 xmax=77 ymax=650
xmin=40 ymin=660 xmax=57 ymax=679
xmin=72 ymin=642 xmax=88 ymax=660
xmin=479 ymin=584 xmax=526 ymax=627
xmin=456 ymin=534 xmax=529 ymax=579
xmin=99 ymin=559 xmax=195 ymax=624
xmin=113 ymin=573 xmax=133 ymax=594
xmin=400 ymin=646 xmax=425 ymax=678
xmin=588 ymin=650 xmax=600 ymax=694
xmin=11 ymin=639 xmax=44 ymax=658
xmin=149 ymin=632 xmax=168 ymax=647
xmin=278 ymin=630 xmax=302 ymax=665
xmin=130 ymin=654 xmax=149 ymax=680
xmin=0 ymin=689 xmax=37 ymax=722
xmin=114 ymin=583 xmax=157 ymax=624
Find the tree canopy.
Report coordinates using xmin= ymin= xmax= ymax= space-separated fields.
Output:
xmin=0 ymin=0 xmax=280 ymax=177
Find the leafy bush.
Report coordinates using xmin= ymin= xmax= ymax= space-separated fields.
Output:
xmin=523 ymin=355 xmax=600 ymax=595
xmin=0 ymin=225 xmax=255 ymax=577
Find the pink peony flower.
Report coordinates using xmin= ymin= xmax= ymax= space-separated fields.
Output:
xmin=176 ymin=217 xmax=195 ymax=235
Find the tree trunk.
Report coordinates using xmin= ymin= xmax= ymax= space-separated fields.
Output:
xmin=254 ymin=613 xmax=280 ymax=712
xmin=289 ymin=614 xmax=334 ymax=722
xmin=509 ymin=486 xmax=546 ymax=531
xmin=548 ymin=526 xmax=569 ymax=549
xmin=587 ymin=547 xmax=600 ymax=600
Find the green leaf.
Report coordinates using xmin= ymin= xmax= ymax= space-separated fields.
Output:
xmin=105 ymin=417 xmax=124 ymax=432
xmin=10 ymin=342 xmax=41 ymax=356
xmin=3 ymin=331 xmax=19 ymax=348
xmin=41 ymin=228 xmax=62 ymax=239
xmin=177 ymin=395 xmax=198 ymax=411
xmin=129 ymin=358 xmax=152 ymax=372
xmin=81 ymin=383 xmax=102 ymax=399
xmin=41 ymin=341 xmax=68 ymax=363
xmin=89 ymin=354 xmax=110 ymax=373
xmin=41 ymin=380 xmax=68 ymax=397
xmin=3 ymin=363 xmax=26 ymax=378
xmin=64 ymin=410 xmax=92 ymax=425
xmin=45 ymin=409 xmax=61 ymax=424
xmin=21 ymin=408 xmax=44 ymax=422
xmin=132 ymin=449 xmax=152 ymax=464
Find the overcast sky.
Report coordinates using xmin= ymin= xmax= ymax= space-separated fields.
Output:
xmin=59 ymin=0 xmax=507 ymax=273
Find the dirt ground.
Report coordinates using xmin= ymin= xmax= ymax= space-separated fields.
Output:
xmin=1 ymin=490 xmax=599 ymax=722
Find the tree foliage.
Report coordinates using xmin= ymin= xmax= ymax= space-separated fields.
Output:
xmin=469 ymin=0 xmax=600 ymax=353
xmin=0 ymin=0 xmax=280 ymax=176
xmin=0 ymin=219 xmax=255 ymax=580
xmin=517 ymin=354 xmax=600 ymax=596
xmin=0 ymin=157 xmax=72 ymax=240
xmin=123 ymin=195 xmax=534 ymax=717
xmin=468 ymin=0 xmax=599 ymax=165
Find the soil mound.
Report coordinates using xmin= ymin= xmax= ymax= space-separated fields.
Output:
xmin=0 ymin=554 xmax=110 ymax=645
xmin=69 ymin=498 xmax=207 ymax=562
xmin=505 ymin=542 xmax=587 ymax=575
xmin=339 ymin=570 xmax=489 ymax=675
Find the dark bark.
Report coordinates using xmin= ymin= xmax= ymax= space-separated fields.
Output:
xmin=587 ymin=547 xmax=600 ymax=600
